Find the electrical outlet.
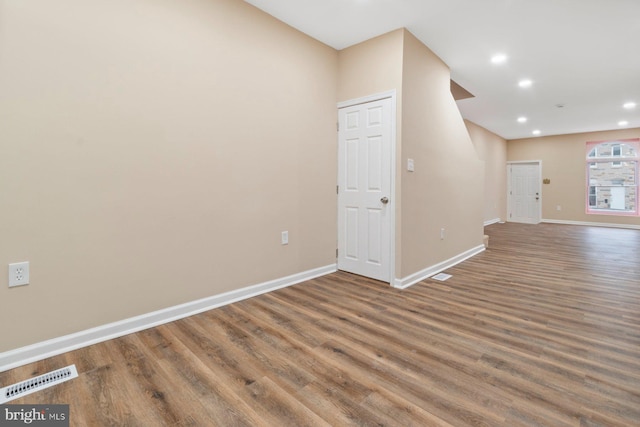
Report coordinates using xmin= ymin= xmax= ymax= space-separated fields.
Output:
xmin=557 ymin=205 xmax=562 ymax=211
xmin=440 ymin=228 xmax=445 ymax=240
xmin=9 ymin=262 xmax=30 ymax=288
xmin=281 ymin=231 xmax=289 ymax=245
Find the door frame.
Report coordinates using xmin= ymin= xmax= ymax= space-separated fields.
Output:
xmin=507 ymin=160 xmax=542 ymax=224
xmin=337 ymin=90 xmax=397 ymax=285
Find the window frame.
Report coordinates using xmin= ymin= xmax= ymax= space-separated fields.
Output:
xmin=585 ymin=139 xmax=639 ymax=217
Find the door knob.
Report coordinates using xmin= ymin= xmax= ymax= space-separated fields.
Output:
xmin=380 ymin=197 xmax=389 ymax=204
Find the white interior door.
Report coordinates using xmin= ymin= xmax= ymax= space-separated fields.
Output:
xmin=338 ymin=97 xmax=392 ymax=282
xmin=508 ymin=163 xmax=541 ymax=224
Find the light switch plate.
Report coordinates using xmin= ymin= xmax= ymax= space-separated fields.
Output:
xmin=407 ymin=158 xmax=415 ymax=172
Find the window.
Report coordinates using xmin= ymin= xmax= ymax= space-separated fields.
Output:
xmin=612 ymin=144 xmax=622 ymax=167
xmin=588 ymin=147 xmax=598 ymax=168
xmin=588 ymin=186 xmax=597 ymax=207
xmin=612 ymin=144 xmax=621 ymax=156
xmin=586 ymin=139 xmax=639 ymax=216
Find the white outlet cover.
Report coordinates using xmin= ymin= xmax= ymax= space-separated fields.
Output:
xmin=9 ymin=261 xmax=30 ymax=287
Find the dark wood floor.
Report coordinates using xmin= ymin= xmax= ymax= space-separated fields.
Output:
xmin=2 ymin=222 xmax=639 ymax=426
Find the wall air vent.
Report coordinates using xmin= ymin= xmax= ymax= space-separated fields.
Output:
xmin=0 ymin=364 xmax=78 ymax=404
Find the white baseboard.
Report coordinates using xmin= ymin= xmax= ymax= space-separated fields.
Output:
xmin=484 ymin=218 xmax=501 ymax=226
xmin=0 ymin=264 xmax=337 ymax=373
xmin=542 ymin=219 xmax=640 ymax=230
xmin=393 ymin=245 xmax=485 ymax=289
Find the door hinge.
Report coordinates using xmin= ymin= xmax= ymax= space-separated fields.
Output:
xmin=336 ymin=248 xmax=338 ymax=257
xmin=336 ymin=185 xmax=339 ymax=194
xmin=337 ymin=122 xmax=339 ymax=131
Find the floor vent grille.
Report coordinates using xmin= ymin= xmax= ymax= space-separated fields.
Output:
xmin=431 ymin=273 xmax=452 ymax=281
xmin=0 ymin=364 xmax=78 ymax=404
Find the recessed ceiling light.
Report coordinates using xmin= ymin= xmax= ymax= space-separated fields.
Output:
xmin=532 ymin=130 xmax=541 ymax=136
xmin=517 ymin=117 xmax=528 ymax=123
xmin=518 ymin=79 xmax=533 ymax=88
xmin=491 ymin=54 xmax=507 ymax=64
xmin=623 ymin=102 xmax=636 ymax=109
xmin=618 ymin=120 xmax=629 ymax=126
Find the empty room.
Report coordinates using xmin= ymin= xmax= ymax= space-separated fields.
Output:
xmin=1 ymin=0 xmax=639 ymax=425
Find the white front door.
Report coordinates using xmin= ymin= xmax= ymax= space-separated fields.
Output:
xmin=508 ymin=163 xmax=541 ymax=224
xmin=610 ymin=187 xmax=625 ymax=210
xmin=337 ymin=97 xmax=392 ymax=282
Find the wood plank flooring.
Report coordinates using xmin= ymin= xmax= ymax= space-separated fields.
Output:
xmin=1 ymin=222 xmax=639 ymax=426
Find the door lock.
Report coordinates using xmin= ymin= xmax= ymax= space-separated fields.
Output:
xmin=380 ymin=197 xmax=389 ymax=204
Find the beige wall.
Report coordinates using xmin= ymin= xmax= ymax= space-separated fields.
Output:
xmin=1 ymin=3 xmax=488 ymax=354
xmin=337 ymin=29 xmax=405 ymax=103
xmin=0 ymin=0 xmax=338 ymax=352
xmin=466 ymin=121 xmax=508 ymax=223
xmin=400 ymin=31 xmax=484 ymax=276
xmin=508 ymin=128 xmax=640 ymax=226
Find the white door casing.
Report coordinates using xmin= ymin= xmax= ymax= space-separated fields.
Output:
xmin=508 ymin=162 xmax=541 ymax=224
xmin=337 ymin=96 xmax=393 ymax=282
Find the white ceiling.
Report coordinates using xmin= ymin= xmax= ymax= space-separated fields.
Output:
xmin=244 ymin=0 xmax=640 ymax=140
